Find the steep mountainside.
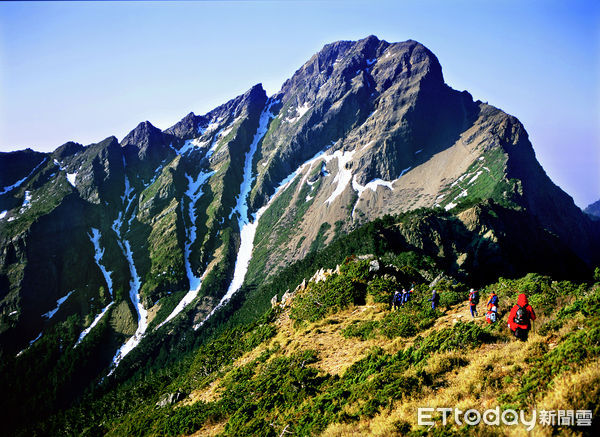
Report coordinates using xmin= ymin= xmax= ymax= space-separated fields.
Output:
xmin=585 ymin=199 xmax=600 ymax=221
xmin=0 ymin=36 xmax=598 ymax=424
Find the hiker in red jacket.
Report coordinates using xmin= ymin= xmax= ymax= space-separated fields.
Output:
xmin=507 ymin=293 xmax=536 ymax=341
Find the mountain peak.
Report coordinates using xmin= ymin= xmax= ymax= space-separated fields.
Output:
xmin=121 ymin=120 xmax=163 ymax=148
xmin=53 ymin=141 xmax=84 ymax=160
xmin=243 ymin=83 xmax=267 ymax=103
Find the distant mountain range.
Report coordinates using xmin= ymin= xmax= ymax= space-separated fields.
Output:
xmin=1 ymin=36 xmax=598 ymax=426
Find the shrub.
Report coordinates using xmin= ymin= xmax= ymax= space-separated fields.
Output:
xmin=367 ymin=276 xmax=397 ymax=304
xmin=290 ymin=259 xmax=370 ymax=322
xmin=342 ymin=320 xmax=378 ymax=340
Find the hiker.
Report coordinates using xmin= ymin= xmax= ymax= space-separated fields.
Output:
xmin=468 ymin=288 xmax=479 ymax=318
xmin=399 ymin=289 xmax=407 ymax=306
xmin=429 ymin=289 xmax=440 ymax=310
xmin=487 ymin=290 xmax=499 ymax=309
xmin=392 ymin=289 xmax=403 ymax=311
xmin=403 ymin=286 xmax=413 ymax=304
xmin=486 ymin=290 xmax=499 ymax=324
xmin=508 ymin=293 xmax=536 ymax=341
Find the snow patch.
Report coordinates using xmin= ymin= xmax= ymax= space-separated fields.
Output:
xmin=468 ymin=171 xmax=483 ymax=184
xmin=399 ymin=166 xmax=412 ymax=178
xmin=445 ymin=202 xmax=457 ymax=211
xmin=206 ymin=118 xmax=221 ymax=132
xmin=88 ymin=228 xmax=113 ymax=297
xmin=352 ymin=176 xmax=394 ymax=198
xmin=0 ymin=158 xmax=47 ymax=195
xmin=220 ymin=124 xmax=234 ymax=139
xmin=324 ymin=150 xmax=356 ymax=205
xmin=16 ymin=332 xmax=44 ymax=357
xmin=483 ymin=166 xmax=490 ymax=172
xmin=30 ymin=332 xmax=42 ymax=345
xmin=53 ymin=159 xmax=78 ymax=187
xmin=108 ymin=239 xmax=147 ymax=373
xmin=351 ymin=176 xmax=394 ymax=218
xmin=451 ymin=173 xmax=469 ymax=188
xmin=66 ymin=172 xmax=77 ymax=187
xmin=75 ymin=302 xmax=114 ymax=346
xmin=285 ymin=102 xmax=312 ymax=124
xmin=22 ymin=191 xmax=32 ymax=207
xmin=0 ymin=210 xmax=7 ymax=219
xmin=42 ymin=290 xmax=74 ymax=319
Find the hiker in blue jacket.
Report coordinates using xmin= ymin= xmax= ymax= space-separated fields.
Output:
xmin=429 ymin=289 xmax=440 ymax=310
xmin=399 ymin=289 xmax=407 ymax=306
xmin=403 ymin=286 xmax=413 ymax=305
xmin=392 ymin=290 xmax=401 ymax=310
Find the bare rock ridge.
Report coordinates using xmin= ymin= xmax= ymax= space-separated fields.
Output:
xmin=0 ymin=35 xmax=598 ymax=378
xmin=585 ymin=199 xmax=600 ymax=220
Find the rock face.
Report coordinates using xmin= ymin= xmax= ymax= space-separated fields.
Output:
xmin=0 ymin=35 xmax=598 ymax=383
xmin=585 ymin=199 xmax=600 ymax=221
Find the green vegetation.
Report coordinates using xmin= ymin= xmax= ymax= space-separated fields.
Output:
xmin=291 ymin=258 xmax=370 ymax=323
xmin=439 ymin=148 xmax=520 ymax=212
xmin=7 ymin=245 xmax=600 ymax=436
xmin=0 ymin=161 xmax=72 ymax=237
xmin=308 ymin=221 xmax=332 ymax=253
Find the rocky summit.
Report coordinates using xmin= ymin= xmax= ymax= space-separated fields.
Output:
xmin=0 ymin=36 xmax=599 ymax=435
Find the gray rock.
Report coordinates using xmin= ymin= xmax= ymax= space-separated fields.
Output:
xmin=156 ymin=391 xmax=185 ymax=408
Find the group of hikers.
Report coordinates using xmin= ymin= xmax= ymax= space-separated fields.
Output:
xmin=392 ymin=285 xmax=536 ymax=341
xmin=391 ymin=283 xmax=415 ymax=310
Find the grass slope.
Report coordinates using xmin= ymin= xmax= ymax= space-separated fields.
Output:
xmin=34 ymin=258 xmax=600 ymax=437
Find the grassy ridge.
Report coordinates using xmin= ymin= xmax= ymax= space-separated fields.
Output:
xmin=25 ymin=253 xmax=600 ymax=436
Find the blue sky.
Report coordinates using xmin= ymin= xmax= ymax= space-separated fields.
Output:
xmin=1 ymin=0 xmax=598 ymax=207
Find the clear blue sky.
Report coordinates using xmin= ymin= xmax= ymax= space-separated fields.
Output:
xmin=1 ymin=0 xmax=598 ymax=208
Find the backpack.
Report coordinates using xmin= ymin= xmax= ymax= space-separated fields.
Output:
xmin=489 ymin=294 xmax=498 ymax=307
xmin=514 ymin=305 xmax=529 ymax=325
xmin=471 ymin=291 xmax=479 ymax=305
xmin=486 ymin=311 xmax=497 ymax=323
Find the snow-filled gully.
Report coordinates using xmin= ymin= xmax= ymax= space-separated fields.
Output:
xmin=156 ymin=123 xmax=229 ymax=329
xmin=108 ymin=171 xmax=148 ymax=373
xmin=194 ymin=100 xmax=279 ymax=329
xmin=74 ymin=228 xmax=115 ymax=346
xmin=155 ymin=169 xmax=214 ymax=329
xmin=0 ymin=158 xmax=48 ymax=196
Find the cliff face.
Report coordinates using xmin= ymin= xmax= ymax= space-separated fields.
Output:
xmin=0 ymin=36 xmax=597 ymax=380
